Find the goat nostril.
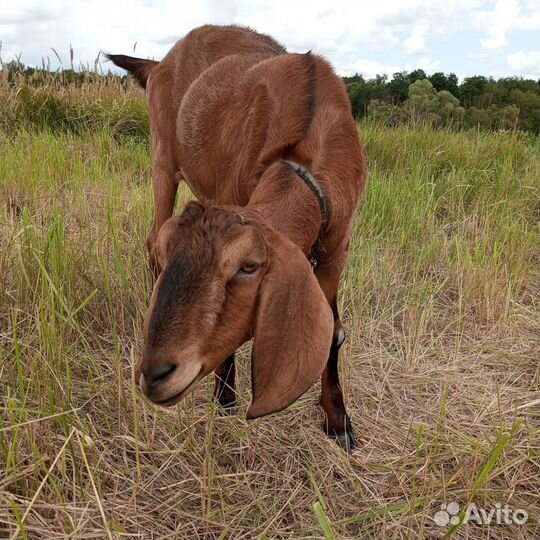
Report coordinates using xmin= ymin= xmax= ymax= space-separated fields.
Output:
xmin=148 ymin=362 xmax=176 ymax=388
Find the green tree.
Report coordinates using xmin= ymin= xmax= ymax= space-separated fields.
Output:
xmin=388 ymin=71 xmax=410 ymax=103
xmin=508 ymin=89 xmax=540 ymax=133
xmin=401 ymin=80 xmax=463 ymax=128
xmin=403 ymin=79 xmax=440 ymax=127
xmin=408 ymin=79 xmax=436 ymax=99
xmin=429 ymin=72 xmax=459 ymax=95
xmin=459 ymin=76 xmax=490 ymax=105
xmin=436 ymin=90 xmax=464 ymax=127
xmin=408 ymin=69 xmax=428 ymax=84
xmin=346 ymin=76 xmax=389 ymax=117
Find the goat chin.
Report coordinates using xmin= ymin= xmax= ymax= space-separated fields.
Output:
xmin=141 ymin=360 xmax=204 ymax=407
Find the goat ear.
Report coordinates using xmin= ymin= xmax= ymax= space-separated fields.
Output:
xmin=246 ymin=233 xmax=333 ymax=419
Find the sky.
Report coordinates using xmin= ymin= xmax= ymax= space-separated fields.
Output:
xmin=1 ymin=0 xmax=539 ymax=81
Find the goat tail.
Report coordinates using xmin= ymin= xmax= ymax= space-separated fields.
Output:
xmin=104 ymin=53 xmax=158 ymax=89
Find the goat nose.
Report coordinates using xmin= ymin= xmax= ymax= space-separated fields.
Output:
xmin=145 ymin=362 xmax=177 ymax=388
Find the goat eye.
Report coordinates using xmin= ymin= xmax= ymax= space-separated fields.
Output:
xmin=238 ymin=261 xmax=259 ymax=275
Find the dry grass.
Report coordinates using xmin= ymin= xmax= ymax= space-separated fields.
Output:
xmin=0 ymin=76 xmax=539 ymax=539
xmin=0 ymin=66 xmax=148 ymax=140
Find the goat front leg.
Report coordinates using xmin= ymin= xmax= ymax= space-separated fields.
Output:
xmin=315 ymin=261 xmax=356 ymax=452
xmin=213 ymin=354 xmax=236 ymax=414
xmin=147 ymin=166 xmax=179 ymax=277
xmin=321 ymin=304 xmax=356 ymax=453
xmin=146 ymin=74 xmax=179 ymax=277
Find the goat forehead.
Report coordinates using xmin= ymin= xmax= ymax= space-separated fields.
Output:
xmin=148 ymin=241 xmax=214 ymax=344
xmin=202 ymin=210 xmax=246 ymax=235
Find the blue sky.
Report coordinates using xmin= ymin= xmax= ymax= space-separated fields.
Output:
xmin=1 ymin=0 xmax=539 ymax=80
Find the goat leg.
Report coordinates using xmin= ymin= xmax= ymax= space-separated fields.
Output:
xmin=147 ymin=167 xmax=179 ymax=276
xmin=213 ymin=354 xmax=236 ymax=414
xmin=321 ymin=309 xmax=356 ymax=453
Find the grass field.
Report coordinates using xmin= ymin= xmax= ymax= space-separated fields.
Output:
xmin=1 ymin=84 xmax=540 ymax=538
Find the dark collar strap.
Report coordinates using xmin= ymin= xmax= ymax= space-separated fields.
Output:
xmin=281 ymin=159 xmax=329 ymax=266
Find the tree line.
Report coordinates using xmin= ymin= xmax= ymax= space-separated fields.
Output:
xmin=344 ymin=70 xmax=540 ymax=134
xmin=3 ymin=60 xmax=540 ymax=135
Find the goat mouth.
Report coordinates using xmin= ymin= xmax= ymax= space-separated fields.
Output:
xmin=152 ymin=367 xmax=204 ymax=407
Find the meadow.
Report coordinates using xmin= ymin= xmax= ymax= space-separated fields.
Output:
xmin=1 ymin=72 xmax=539 ymax=539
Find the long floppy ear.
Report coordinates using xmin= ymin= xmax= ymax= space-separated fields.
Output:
xmin=246 ymin=232 xmax=334 ymax=419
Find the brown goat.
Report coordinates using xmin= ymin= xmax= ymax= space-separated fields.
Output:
xmin=107 ymin=24 xmax=367 ymax=452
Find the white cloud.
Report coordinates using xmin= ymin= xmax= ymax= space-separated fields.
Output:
xmin=468 ymin=52 xmax=488 ymax=59
xmin=403 ymin=22 xmax=428 ymax=55
xmin=0 ymin=4 xmax=60 ymax=24
xmin=477 ymin=0 xmax=540 ymax=51
xmin=507 ymin=50 xmax=540 ymax=77
xmin=342 ymin=59 xmax=401 ymax=78
xmin=0 ymin=0 xmax=537 ymax=79
xmin=479 ymin=0 xmax=518 ymax=50
xmin=404 ymin=56 xmax=441 ymax=73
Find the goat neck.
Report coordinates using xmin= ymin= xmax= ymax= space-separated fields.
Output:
xmin=246 ymin=160 xmax=322 ymax=259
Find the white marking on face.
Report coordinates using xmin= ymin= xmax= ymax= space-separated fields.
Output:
xmin=141 ymin=344 xmax=205 ymax=404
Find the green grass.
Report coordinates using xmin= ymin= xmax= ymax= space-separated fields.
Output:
xmin=0 ymin=69 xmax=149 ymax=140
xmin=1 ymin=121 xmax=539 ymax=539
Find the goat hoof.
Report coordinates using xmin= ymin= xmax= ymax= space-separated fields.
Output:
xmin=335 ymin=430 xmax=357 ymax=454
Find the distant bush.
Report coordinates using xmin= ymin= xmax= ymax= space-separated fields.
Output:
xmin=0 ymin=65 xmax=149 ymax=141
xmin=1 ymin=62 xmax=539 ymax=137
xmin=344 ymin=70 xmax=540 ymax=134
xmin=369 ymin=79 xmax=465 ymax=129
